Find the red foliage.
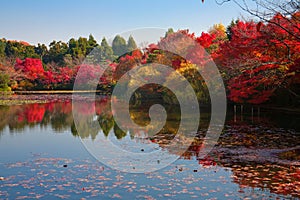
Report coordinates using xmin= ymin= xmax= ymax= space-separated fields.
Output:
xmin=146 ymin=43 xmax=159 ymax=53
xmin=15 ymin=58 xmax=44 ymax=80
xmin=196 ymin=32 xmax=216 ymax=48
xmin=17 ymin=101 xmax=74 ymax=124
xmin=74 ymin=64 xmax=104 ymax=85
xmin=215 ymin=14 xmax=300 ymax=104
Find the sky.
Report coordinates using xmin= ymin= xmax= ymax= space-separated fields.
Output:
xmin=0 ymin=0 xmax=253 ymax=46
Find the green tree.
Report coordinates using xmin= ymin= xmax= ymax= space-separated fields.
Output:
xmin=0 ymin=73 xmax=10 ymax=91
xmin=46 ymin=40 xmax=68 ymax=65
xmin=87 ymin=34 xmax=98 ymax=54
xmin=100 ymin=37 xmax=114 ymax=61
xmin=67 ymin=38 xmax=80 ymax=58
xmin=165 ymin=28 xmax=174 ymax=37
xmin=78 ymin=37 xmax=88 ymax=56
xmin=113 ymin=123 xmax=127 ymax=139
xmin=34 ymin=43 xmax=48 ymax=61
xmin=4 ymin=41 xmax=38 ymax=59
xmin=0 ymin=39 xmax=6 ymax=58
xmin=112 ymin=35 xmax=127 ymax=57
xmin=5 ymin=41 xmax=26 ymax=58
xmin=24 ymin=45 xmax=39 ymax=58
xmin=98 ymin=114 xmax=114 ymax=137
xmin=126 ymin=35 xmax=137 ymax=52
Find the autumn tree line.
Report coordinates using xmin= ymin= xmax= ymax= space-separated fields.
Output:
xmin=0 ymin=34 xmax=137 ymax=90
xmin=0 ymin=10 xmax=299 ymax=106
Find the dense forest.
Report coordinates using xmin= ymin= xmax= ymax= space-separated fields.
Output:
xmin=0 ymin=11 xmax=299 ymax=106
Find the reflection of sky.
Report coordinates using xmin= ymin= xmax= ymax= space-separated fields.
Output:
xmin=82 ymin=130 xmax=179 ymax=173
xmin=0 ymin=0 xmax=251 ymax=45
xmin=0 ymin=126 xmax=91 ymax=162
xmin=108 ymin=130 xmax=161 ymax=153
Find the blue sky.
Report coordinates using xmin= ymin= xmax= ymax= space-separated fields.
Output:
xmin=0 ymin=0 xmax=252 ymax=45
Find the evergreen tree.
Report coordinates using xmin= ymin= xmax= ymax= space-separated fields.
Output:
xmin=226 ymin=19 xmax=239 ymax=41
xmin=112 ymin=35 xmax=127 ymax=57
xmin=0 ymin=39 xmax=6 ymax=58
xmin=67 ymin=38 xmax=78 ymax=57
xmin=5 ymin=41 xmax=25 ymax=58
xmin=78 ymin=37 xmax=88 ymax=57
xmin=34 ymin=43 xmax=48 ymax=60
xmin=4 ymin=41 xmax=38 ymax=59
xmin=46 ymin=40 xmax=68 ymax=65
xmin=126 ymin=35 xmax=137 ymax=52
xmin=87 ymin=34 xmax=98 ymax=54
xmin=100 ymin=37 xmax=114 ymax=61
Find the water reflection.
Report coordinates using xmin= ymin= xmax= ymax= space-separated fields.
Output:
xmin=0 ymin=98 xmax=299 ymax=198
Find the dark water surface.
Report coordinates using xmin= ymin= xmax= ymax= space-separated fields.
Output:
xmin=0 ymin=96 xmax=299 ymax=199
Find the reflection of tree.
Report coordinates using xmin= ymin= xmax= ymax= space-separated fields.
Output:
xmin=1 ymin=97 xmax=299 ymax=198
xmin=98 ymin=113 xmax=114 ymax=137
xmin=113 ymin=123 xmax=127 ymax=139
xmin=0 ymin=106 xmax=10 ymax=134
xmin=73 ymin=114 xmax=100 ymax=140
xmin=0 ymin=102 xmax=73 ymax=134
xmin=71 ymin=122 xmax=78 ymax=137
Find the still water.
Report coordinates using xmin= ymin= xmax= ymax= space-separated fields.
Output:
xmin=0 ymin=96 xmax=299 ymax=199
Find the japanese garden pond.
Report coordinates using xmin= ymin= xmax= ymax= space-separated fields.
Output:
xmin=0 ymin=95 xmax=299 ymax=199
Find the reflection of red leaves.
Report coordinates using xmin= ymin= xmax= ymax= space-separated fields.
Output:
xmin=61 ymin=101 xmax=72 ymax=114
xmin=18 ymin=104 xmax=46 ymax=123
xmin=74 ymin=102 xmax=95 ymax=115
xmin=198 ymin=156 xmax=217 ymax=167
xmin=17 ymin=101 xmax=74 ymax=123
xmin=45 ymin=102 xmax=55 ymax=112
xmin=95 ymin=97 xmax=110 ymax=115
xmin=17 ymin=115 xmax=24 ymax=122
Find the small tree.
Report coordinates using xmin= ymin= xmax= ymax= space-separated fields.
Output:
xmin=0 ymin=73 xmax=10 ymax=91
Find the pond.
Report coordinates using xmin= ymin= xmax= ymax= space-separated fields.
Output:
xmin=0 ymin=95 xmax=299 ymax=199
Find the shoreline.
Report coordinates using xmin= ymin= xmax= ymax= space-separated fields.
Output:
xmin=0 ymin=93 xmax=299 ymax=114
xmin=0 ymin=90 xmax=111 ymax=95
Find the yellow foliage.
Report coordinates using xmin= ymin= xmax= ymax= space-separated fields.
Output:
xmin=209 ymin=23 xmax=227 ymax=39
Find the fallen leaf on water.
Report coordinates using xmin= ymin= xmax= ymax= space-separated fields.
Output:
xmin=112 ymin=193 xmax=121 ymax=198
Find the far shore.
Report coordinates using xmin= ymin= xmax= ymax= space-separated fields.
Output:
xmin=0 ymin=90 xmax=111 ymax=95
xmin=0 ymin=92 xmax=299 ymax=114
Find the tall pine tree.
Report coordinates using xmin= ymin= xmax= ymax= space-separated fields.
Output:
xmin=126 ymin=35 xmax=137 ymax=52
xmin=112 ymin=35 xmax=127 ymax=57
